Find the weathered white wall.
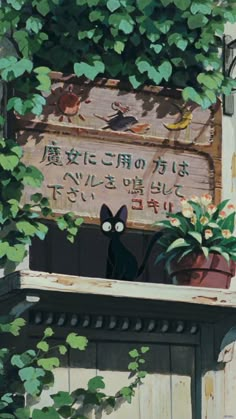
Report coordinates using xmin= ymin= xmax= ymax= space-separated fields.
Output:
xmin=222 ymin=23 xmax=236 ymax=204
xmin=223 ymin=24 xmax=236 ymax=290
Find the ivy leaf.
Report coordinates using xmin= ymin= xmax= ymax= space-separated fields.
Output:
xmin=114 ymin=40 xmax=125 ymax=54
xmin=129 ymin=74 xmax=142 ymax=88
xmin=6 ymin=244 xmax=26 ymax=262
xmin=11 ymin=350 xmax=36 ymax=368
xmin=176 ymin=38 xmax=188 ymax=51
xmin=141 ymin=346 xmax=150 ymax=354
xmin=15 ymin=408 xmax=31 ymax=419
xmin=74 ymin=58 xmax=105 ymax=80
xmin=182 ymin=86 xmax=203 ymax=105
xmin=32 ymin=407 xmax=61 ymax=419
xmin=88 ymin=376 xmax=105 ymax=392
xmin=197 ymin=73 xmax=218 ymax=89
xmin=0 ymin=154 xmax=19 ymax=170
xmin=43 ymin=327 xmax=54 ymax=337
xmin=0 ymin=242 xmax=10 ymax=258
xmin=119 ymin=387 xmax=133 ymax=403
xmin=66 ymin=333 xmax=88 ymax=350
xmin=16 ymin=221 xmax=37 ymax=236
xmin=37 ymin=358 xmax=60 ymax=371
xmin=51 ymin=391 xmax=74 ymax=408
xmin=31 ymin=94 xmax=46 ymax=115
xmin=34 ymin=67 xmax=51 ymax=92
xmin=6 ymin=0 xmax=25 ymax=9
xmin=32 ymin=0 xmax=51 ymax=16
xmin=173 ymin=0 xmax=190 ymax=10
xmin=188 ymin=14 xmax=208 ymax=29
xmin=160 ymin=0 xmax=172 ymax=5
xmin=35 ymin=222 xmax=48 ymax=240
xmin=26 ymin=17 xmax=43 ymax=34
xmin=30 ymin=193 xmax=43 ymax=202
xmin=13 ymin=31 xmax=30 ymax=57
xmin=119 ymin=18 xmax=134 ymax=34
xmin=23 ymin=166 xmax=44 ymax=187
xmin=128 ymin=362 xmax=139 ymax=371
xmin=107 ymin=0 xmax=120 ymax=12
xmin=129 ymin=349 xmax=139 ymax=358
xmin=150 ymin=43 xmax=163 ymax=54
xmin=138 ymin=371 xmax=147 ymax=378
xmin=37 ymin=341 xmax=49 ymax=352
xmin=75 ymin=217 xmax=84 ymax=227
xmin=0 ymin=56 xmax=17 ymax=70
xmin=59 ymin=345 xmax=67 ymax=355
xmin=136 ymin=58 xmax=150 ymax=74
xmin=158 ymin=61 xmax=172 ymax=81
xmin=8 ymin=318 xmax=26 ymax=336
xmin=19 ymin=367 xmax=45 ymax=395
xmin=191 ymin=2 xmax=211 ymax=15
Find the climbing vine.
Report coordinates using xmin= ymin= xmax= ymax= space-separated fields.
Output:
xmin=0 ymin=134 xmax=83 ymax=274
xmin=0 ymin=317 xmax=149 ymax=418
xmin=0 ymin=0 xmax=236 ymax=111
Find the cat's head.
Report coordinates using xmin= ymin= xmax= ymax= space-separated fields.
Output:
xmin=100 ymin=204 xmax=127 ymax=237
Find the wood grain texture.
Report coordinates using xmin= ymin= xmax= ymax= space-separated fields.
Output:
xmin=19 ymin=75 xmax=219 ymax=145
xmin=2 ymin=270 xmax=236 ymax=309
xmin=15 ymin=75 xmax=222 ymax=229
xmin=170 ymin=346 xmax=195 ymax=419
xmin=16 ymin=129 xmax=215 ymax=229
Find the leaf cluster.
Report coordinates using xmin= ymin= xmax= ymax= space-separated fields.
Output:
xmin=0 ymin=135 xmax=83 ymax=272
xmin=155 ymin=194 xmax=236 ymax=268
xmin=0 ymin=0 xmax=236 ymax=109
xmin=0 ymin=320 xmax=149 ymax=418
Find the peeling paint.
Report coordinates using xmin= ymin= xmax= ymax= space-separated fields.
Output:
xmin=205 ymin=375 xmax=214 ymax=400
xmin=192 ymin=296 xmax=218 ymax=304
xmin=56 ymin=278 xmax=74 ymax=286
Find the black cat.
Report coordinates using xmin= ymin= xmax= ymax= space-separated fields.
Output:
xmin=100 ymin=204 xmax=162 ymax=281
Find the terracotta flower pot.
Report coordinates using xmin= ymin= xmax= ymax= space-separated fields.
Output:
xmin=168 ymin=253 xmax=236 ymax=288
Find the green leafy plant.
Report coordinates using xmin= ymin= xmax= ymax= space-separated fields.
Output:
xmin=0 ymin=0 xmax=236 ymax=109
xmin=0 ymin=134 xmax=83 ymax=273
xmin=0 ymin=317 xmax=149 ymax=418
xmin=155 ymin=194 xmax=236 ymax=267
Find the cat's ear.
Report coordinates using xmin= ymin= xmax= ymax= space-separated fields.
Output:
xmin=115 ymin=205 xmax=128 ymax=223
xmin=100 ymin=204 xmax=113 ymax=221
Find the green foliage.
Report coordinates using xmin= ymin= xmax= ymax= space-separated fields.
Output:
xmin=0 ymin=316 xmax=25 ymax=336
xmin=155 ymin=194 xmax=236 ymax=267
xmin=0 ymin=0 xmax=235 ymax=108
xmin=0 ymin=137 xmax=83 ymax=272
xmin=0 ymin=319 xmax=149 ymax=418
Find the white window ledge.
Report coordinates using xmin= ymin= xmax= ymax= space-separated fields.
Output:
xmin=1 ymin=270 xmax=236 ymax=309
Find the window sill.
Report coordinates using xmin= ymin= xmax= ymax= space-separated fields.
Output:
xmin=1 ymin=269 xmax=236 ymax=309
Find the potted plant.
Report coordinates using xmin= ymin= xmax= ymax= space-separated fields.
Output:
xmin=155 ymin=194 xmax=236 ymax=288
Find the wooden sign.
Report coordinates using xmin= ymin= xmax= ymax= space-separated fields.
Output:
xmin=15 ymin=74 xmax=222 ymax=230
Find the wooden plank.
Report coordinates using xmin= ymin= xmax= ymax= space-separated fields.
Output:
xmin=16 ymin=129 xmax=215 ymax=230
xmin=97 ymin=342 xmax=141 ymax=419
xmin=18 ymin=75 xmax=219 ymax=145
xmin=200 ymin=324 xmax=225 ymax=419
xmin=139 ymin=374 xmax=171 ymax=419
xmin=170 ymin=346 xmax=195 ymax=419
xmin=14 ymin=74 xmax=222 ymax=229
xmin=139 ymin=345 xmax=171 ymax=419
xmin=3 ymin=270 xmax=236 ymax=309
xmin=69 ymin=342 xmax=97 ymax=390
